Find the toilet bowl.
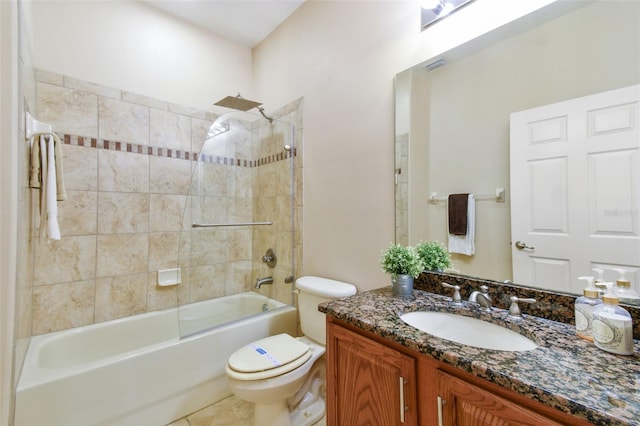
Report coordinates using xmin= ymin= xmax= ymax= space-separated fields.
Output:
xmin=225 ymin=276 xmax=356 ymax=426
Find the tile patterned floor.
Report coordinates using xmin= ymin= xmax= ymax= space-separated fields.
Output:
xmin=167 ymin=396 xmax=326 ymax=426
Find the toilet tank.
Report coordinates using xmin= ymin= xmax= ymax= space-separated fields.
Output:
xmin=296 ymin=276 xmax=356 ymax=345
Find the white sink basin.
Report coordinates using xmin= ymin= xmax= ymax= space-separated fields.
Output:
xmin=400 ymin=311 xmax=538 ymax=352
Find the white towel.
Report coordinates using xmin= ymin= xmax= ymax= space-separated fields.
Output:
xmin=448 ymin=194 xmax=475 ymax=255
xmin=46 ymin=135 xmax=61 ymax=240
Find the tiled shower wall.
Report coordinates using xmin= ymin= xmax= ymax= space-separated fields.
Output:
xmin=395 ymin=133 xmax=408 ymax=246
xmin=32 ymin=69 xmax=303 ymax=335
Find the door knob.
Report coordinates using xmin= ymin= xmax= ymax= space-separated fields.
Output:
xmin=515 ymin=241 xmax=534 ymax=250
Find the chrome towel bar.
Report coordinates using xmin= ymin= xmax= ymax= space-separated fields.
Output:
xmin=192 ymin=221 xmax=273 ymax=228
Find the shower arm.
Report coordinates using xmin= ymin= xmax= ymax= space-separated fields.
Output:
xmin=257 ymin=106 xmax=274 ymax=123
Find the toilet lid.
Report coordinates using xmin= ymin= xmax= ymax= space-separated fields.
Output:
xmin=227 ymin=334 xmax=311 ymax=379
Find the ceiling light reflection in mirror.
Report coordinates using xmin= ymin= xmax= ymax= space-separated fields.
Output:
xmin=421 ymin=0 xmax=475 ymax=29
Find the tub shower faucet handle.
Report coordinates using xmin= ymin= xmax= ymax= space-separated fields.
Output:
xmin=441 ymin=282 xmax=462 ymax=305
xmin=262 ymin=248 xmax=277 ymax=268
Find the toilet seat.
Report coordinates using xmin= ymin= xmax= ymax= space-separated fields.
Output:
xmin=227 ymin=334 xmax=312 ymax=380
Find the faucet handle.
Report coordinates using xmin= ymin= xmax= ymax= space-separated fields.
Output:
xmin=508 ymin=296 xmax=536 ymax=318
xmin=442 ymin=282 xmax=462 ymax=304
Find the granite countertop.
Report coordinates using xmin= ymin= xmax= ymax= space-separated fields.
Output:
xmin=319 ymin=287 xmax=640 ymax=426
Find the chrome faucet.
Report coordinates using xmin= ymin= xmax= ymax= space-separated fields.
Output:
xmin=469 ymin=285 xmax=492 ymax=311
xmin=255 ymin=276 xmax=273 ymax=289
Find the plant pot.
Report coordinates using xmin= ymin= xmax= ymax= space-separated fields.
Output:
xmin=392 ymin=274 xmax=414 ymax=297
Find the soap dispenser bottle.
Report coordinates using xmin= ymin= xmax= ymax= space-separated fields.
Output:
xmin=591 ymin=283 xmax=634 ymax=355
xmin=592 ymin=268 xmax=607 ymax=297
xmin=613 ymin=268 xmax=640 ymax=304
xmin=592 ymin=268 xmax=605 ymax=284
xmin=574 ymin=276 xmax=603 ymax=342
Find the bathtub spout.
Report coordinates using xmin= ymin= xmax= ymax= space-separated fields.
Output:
xmin=255 ymin=276 xmax=273 ymax=289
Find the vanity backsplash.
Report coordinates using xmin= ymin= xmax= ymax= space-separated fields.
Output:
xmin=416 ymin=271 xmax=640 ymax=340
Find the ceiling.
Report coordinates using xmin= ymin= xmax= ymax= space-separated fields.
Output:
xmin=143 ymin=0 xmax=305 ymax=48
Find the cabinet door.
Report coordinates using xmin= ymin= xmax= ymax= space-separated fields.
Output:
xmin=436 ymin=370 xmax=566 ymax=426
xmin=327 ymin=323 xmax=417 ymax=426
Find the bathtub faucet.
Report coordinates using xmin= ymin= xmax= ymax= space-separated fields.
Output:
xmin=255 ymin=276 xmax=273 ymax=289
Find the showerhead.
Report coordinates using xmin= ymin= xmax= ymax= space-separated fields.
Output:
xmin=213 ymin=93 xmax=273 ymax=123
xmin=214 ymin=93 xmax=262 ymax=112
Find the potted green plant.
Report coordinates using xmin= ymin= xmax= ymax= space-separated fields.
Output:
xmin=415 ymin=240 xmax=452 ymax=271
xmin=380 ymin=244 xmax=424 ymax=296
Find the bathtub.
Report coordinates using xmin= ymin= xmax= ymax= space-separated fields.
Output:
xmin=15 ymin=292 xmax=297 ymax=426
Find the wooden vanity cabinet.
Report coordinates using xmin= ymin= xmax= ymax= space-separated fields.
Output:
xmin=326 ymin=317 xmax=592 ymax=426
xmin=436 ymin=370 xmax=565 ymax=426
xmin=325 ymin=318 xmax=418 ymax=425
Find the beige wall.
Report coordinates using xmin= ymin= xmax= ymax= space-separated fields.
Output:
xmin=252 ymin=0 xmax=556 ymax=291
xmin=31 ymin=0 xmax=253 ymax=112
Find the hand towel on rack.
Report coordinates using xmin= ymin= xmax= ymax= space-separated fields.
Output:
xmin=29 ymin=133 xmax=66 ymax=201
xmin=46 ymin=135 xmax=61 ymax=240
xmin=448 ymin=194 xmax=475 ymax=256
xmin=30 ymin=133 xmax=66 ymax=240
xmin=448 ymin=193 xmax=469 ymax=235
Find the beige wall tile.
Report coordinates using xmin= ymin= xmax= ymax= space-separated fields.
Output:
xmin=98 ymin=192 xmax=149 ymax=234
xmin=149 ymin=194 xmax=187 ymax=232
xmin=63 ymin=76 xmax=121 ymax=99
xmin=228 ymin=197 xmax=252 ymax=223
xmin=199 ymin=162 xmax=230 ymax=197
xmin=191 ymin=117 xmax=213 ymax=155
xmin=32 ymin=280 xmax=95 ymax=335
xmin=150 ymin=108 xmax=191 ymax=152
xmin=35 ymin=69 xmax=63 ymax=86
xmin=34 ymin=235 xmax=97 ymax=285
xmin=37 ymin=82 xmax=98 ymax=137
xmin=255 ymin=164 xmax=276 ymax=197
xmin=190 ymin=229 xmax=226 ymax=266
xmin=58 ymin=190 xmax=98 ymax=236
xmin=167 ymin=102 xmax=208 ymax=119
xmin=231 ymin=122 xmax=253 ymax=160
xmin=189 ymin=264 xmax=225 ymax=302
xmin=95 ymin=273 xmax=147 ymax=322
xmin=122 ymin=91 xmax=168 ymax=111
xmin=98 ymin=97 xmax=149 ymax=144
xmin=98 ymin=149 xmax=149 ymax=193
xmin=62 ymin=144 xmax=98 ymax=191
xmin=226 ymin=228 xmax=251 ymax=262
xmin=225 ymin=261 xmax=253 ymax=294
xmin=191 ymin=195 xmax=228 ymax=226
xmin=149 ymin=231 xmax=189 ymax=271
xmin=96 ymin=234 xmax=148 ymax=277
xmin=146 ymin=270 xmax=186 ymax=311
xmin=149 ymin=156 xmax=193 ymax=195
xmin=234 ymin=167 xmax=253 ymax=198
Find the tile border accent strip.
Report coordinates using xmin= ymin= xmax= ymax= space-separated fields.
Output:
xmin=62 ymin=133 xmax=296 ymax=168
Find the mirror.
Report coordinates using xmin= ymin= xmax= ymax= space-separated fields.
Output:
xmin=395 ymin=0 xmax=640 ymax=298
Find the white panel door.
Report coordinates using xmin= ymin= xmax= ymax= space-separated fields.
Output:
xmin=510 ymin=85 xmax=640 ymax=294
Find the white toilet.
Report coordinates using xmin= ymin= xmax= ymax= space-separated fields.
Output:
xmin=226 ymin=276 xmax=356 ymax=426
